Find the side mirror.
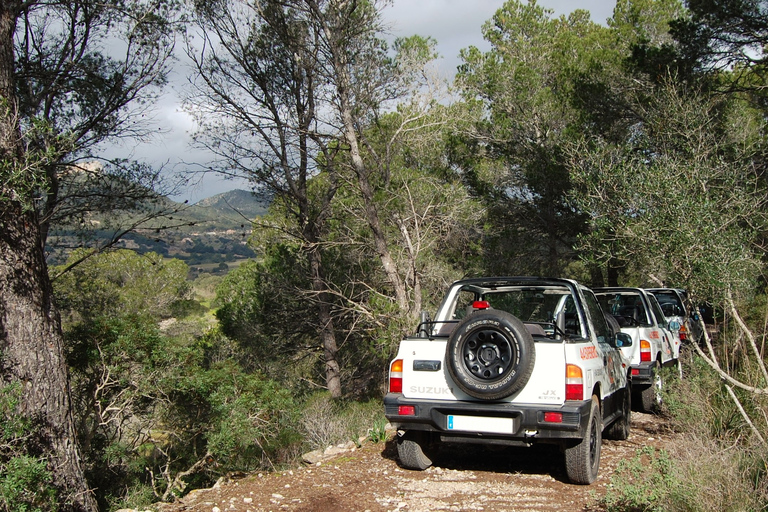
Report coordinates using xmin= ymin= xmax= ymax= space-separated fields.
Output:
xmin=615 ymin=332 xmax=633 ymax=348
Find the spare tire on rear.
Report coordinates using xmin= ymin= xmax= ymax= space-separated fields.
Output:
xmin=446 ymin=310 xmax=536 ymax=400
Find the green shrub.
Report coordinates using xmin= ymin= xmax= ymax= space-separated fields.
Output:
xmin=604 ymin=351 xmax=768 ymax=511
xmin=0 ymin=456 xmax=56 ymax=512
xmin=602 ymin=442 xmax=761 ymax=512
xmin=0 ymin=384 xmax=57 ymax=512
xmin=602 ymin=446 xmax=681 ymax=511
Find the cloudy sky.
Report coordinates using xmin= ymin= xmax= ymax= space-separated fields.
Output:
xmin=126 ymin=0 xmax=616 ymax=203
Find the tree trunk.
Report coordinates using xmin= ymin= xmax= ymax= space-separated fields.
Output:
xmin=333 ymin=66 xmax=409 ymax=313
xmin=0 ymin=206 xmax=98 ymax=511
xmin=0 ymin=3 xmax=97 ymax=510
xmin=0 ymin=1 xmax=20 ymax=158
xmin=308 ymin=245 xmax=342 ymax=398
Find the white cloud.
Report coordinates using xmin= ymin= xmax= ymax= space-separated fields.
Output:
xmin=109 ymin=0 xmax=616 ymax=203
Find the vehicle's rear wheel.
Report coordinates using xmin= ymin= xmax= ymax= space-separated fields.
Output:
xmin=565 ymin=396 xmax=601 ymax=484
xmin=604 ymin=387 xmax=631 ymax=441
xmin=637 ymin=361 xmax=663 ymax=412
xmin=446 ymin=310 xmax=535 ymax=400
xmin=397 ymin=431 xmax=433 ymax=470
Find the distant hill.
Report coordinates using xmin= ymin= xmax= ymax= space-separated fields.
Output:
xmin=175 ymin=189 xmax=270 ymax=232
xmin=46 ymin=189 xmax=270 ymax=273
xmin=193 ymin=189 xmax=269 ymax=221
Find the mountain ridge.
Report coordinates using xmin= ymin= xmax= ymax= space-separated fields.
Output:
xmin=180 ymin=189 xmax=269 ymax=230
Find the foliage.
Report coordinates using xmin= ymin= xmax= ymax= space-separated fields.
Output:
xmin=298 ymin=393 xmax=386 ymax=450
xmin=13 ymin=0 xmax=768 ymax=507
xmin=50 ymin=248 xmax=303 ymax=506
xmin=186 ymin=0 xmax=484 ymax=398
xmin=667 ymin=0 xmax=768 ymax=86
xmin=214 ymin=249 xmax=318 ymax=378
xmin=185 ymin=0 xmax=353 ymax=396
xmin=214 ymin=237 xmax=386 ymax=396
xmin=609 ymin=0 xmax=685 ymax=49
xmin=569 ymin=6 xmax=768 ymax=504
xmin=52 ymin=249 xmax=192 ymax=324
xmin=8 ymin=0 xmax=187 ymax=255
xmin=570 ymin=77 xmax=767 ymax=302
xmin=0 ymin=384 xmax=57 ymax=512
xmin=367 ymin=417 xmax=389 ymax=444
xmin=607 ymin=351 xmax=768 ymax=512
xmin=455 ymin=0 xmax=616 ymax=278
xmin=601 ymin=439 xmax=766 ymax=512
xmin=602 ymin=446 xmax=682 ymax=511
xmin=330 ymin=112 xmax=486 ymax=340
xmin=63 ymin=311 xmax=304 ymax=506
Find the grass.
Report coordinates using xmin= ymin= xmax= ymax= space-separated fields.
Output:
xmin=600 ymin=349 xmax=768 ymax=511
xmin=299 ymin=393 xmax=387 ymax=451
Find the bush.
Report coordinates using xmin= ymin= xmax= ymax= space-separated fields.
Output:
xmin=0 ymin=384 xmax=57 ymax=512
xmin=299 ymin=393 xmax=386 ymax=450
xmin=602 ymin=446 xmax=681 ymax=511
xmin=602 ymin=350 xmax=768 ymax=511
xmin=65 ymin=313 xmax=304 ymax=506
xmin=0 ymin=456 xmax=56 ymax=512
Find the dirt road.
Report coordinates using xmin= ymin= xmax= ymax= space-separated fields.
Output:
xmin=160 ymin=412 xmax=672 ymax=512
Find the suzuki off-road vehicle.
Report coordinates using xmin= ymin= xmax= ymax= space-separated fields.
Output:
xmin=384 ymin=277 xmax=632 ymax=484
xmin=647 ymin=287 xmax=703 ymax=344
xmin=594 ymin=287 xmax=679 ymax=412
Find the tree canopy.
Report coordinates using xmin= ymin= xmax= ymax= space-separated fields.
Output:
xmin=6 ymin=0 xmax=768 ymax=507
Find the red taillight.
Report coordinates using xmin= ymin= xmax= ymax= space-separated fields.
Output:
xmin=473 ymin=300 xmax=490 ymax=309
xmin=398 ymin=405 xmax=416 ymax=416
xmin=565 ymin=364 xmax=583 ymax=401
xmin=678 ymin=325 xmax=688 ymax=341
xmin=640 ymin=340 xmax=651 ymax=362
xmin=389 ymin=359 xmax=403 ymax=393
xmin=543 ymin=412 xmax=563 ymax=423
xmin=631 ymin=368 xmax=640 ymax=376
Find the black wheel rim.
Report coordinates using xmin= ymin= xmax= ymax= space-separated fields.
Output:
xmin=461 ymin=327 xmax=516 ymax=380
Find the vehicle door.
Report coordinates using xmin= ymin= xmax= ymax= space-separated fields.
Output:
xmin=581 ymin=289 xmax=626 ymax=395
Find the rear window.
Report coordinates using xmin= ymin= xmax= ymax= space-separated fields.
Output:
xmin=596 ymin=292 xmax=651 ymax=327
xmin=650 ymin=291 xmax=685 ymax=317
xmin=433 ymin=282 xmax=581 ymax=340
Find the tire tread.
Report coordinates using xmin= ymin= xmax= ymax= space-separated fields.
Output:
xmin=565 ymin=396 xmax=601 ymax=484
xmin=397 ymin=432 xmax=432 ymax=470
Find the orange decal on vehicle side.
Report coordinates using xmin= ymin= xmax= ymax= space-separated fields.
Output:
xmin=580 ymin=346 xmax=599 ymax=360
xmin=649 ymin=330 xmax=660 ymax=339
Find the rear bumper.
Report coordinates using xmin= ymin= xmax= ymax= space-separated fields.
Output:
xmin=629 ymin=361 xmax=657 ymax=386
xmin=384 ymin=393 xmax=593 ymax=443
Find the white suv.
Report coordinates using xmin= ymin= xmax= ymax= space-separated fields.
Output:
xmin=594 ymin=287 xmax=678 ymax=412
xmin=646 ymin=287 xmax=703 ymax=343
xmin=385 ymin=277 xmax=633 ymax=484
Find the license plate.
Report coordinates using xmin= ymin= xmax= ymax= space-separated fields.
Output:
xmin=447 ymin=415 xmax=516 ymax=434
